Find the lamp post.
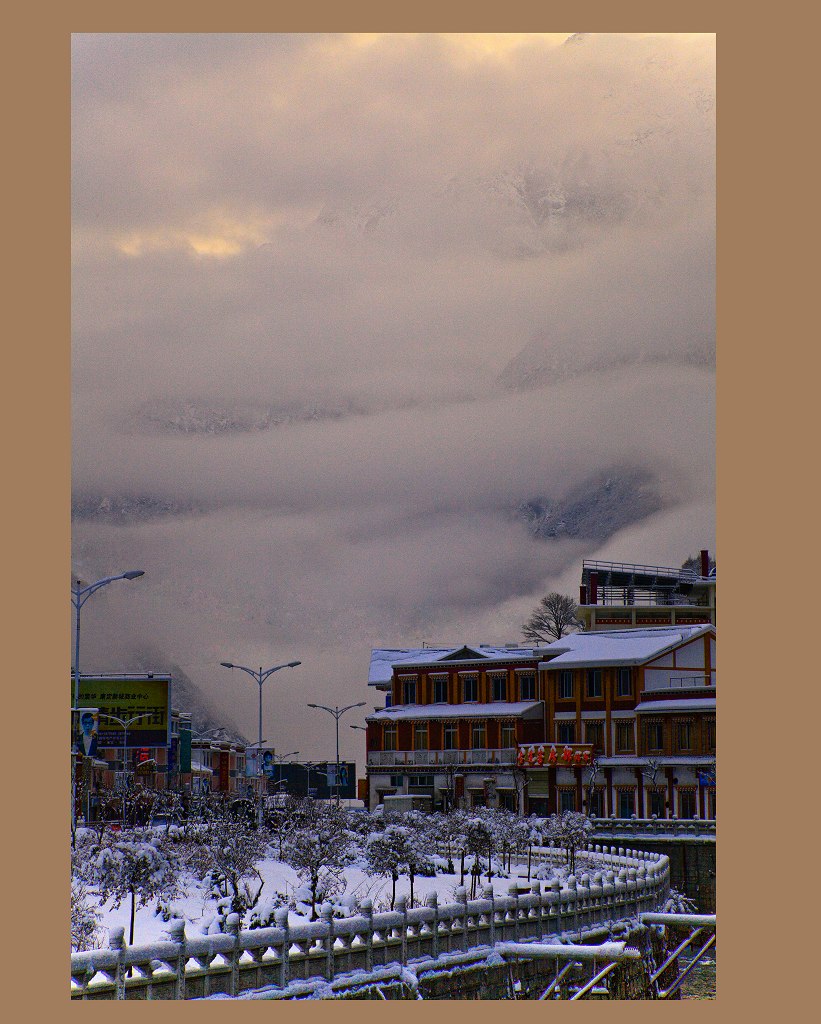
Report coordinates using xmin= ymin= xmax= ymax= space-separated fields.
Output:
xmin=307 ymin=702 xmax=366 ymax=805
xmin=71 ymin=570 xmax=144 ymax=835
xmin=95 ymin=711 xmax=153 ymax=828
xmin=271 ymin=750 xmax=299 ymax=799
xmin=72 ymin=571 xmax=145 ymax=715
xmin=220 ymin=660 xmax=301 ymax=823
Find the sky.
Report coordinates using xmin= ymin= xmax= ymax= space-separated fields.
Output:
xmin=71 ymin=32 xmax=715 ymax=762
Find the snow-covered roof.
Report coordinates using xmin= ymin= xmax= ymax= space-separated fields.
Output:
xmin=634 ymin=698 xmax=716 ymax=713
xmin=537 ymin=624 xmax=713 ymax=669
xmin=369 ymin=645 xmax=537 ymax=686
xmin=190 ymin=759 xmax=214 ymax=774
xmin=366 ymin=700 xmax=544 ymax=723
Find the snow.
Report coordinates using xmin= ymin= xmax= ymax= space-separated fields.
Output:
xmin=538 ymin=625 xmax=713 ymax=668
xmin=369 ymin=645 xmax=538 ymax=685
xmin=634 ymin=699 xmax=716 ymax=713
xmin=90 ymin=852 xmax=567 ymax=949
xmin=367 ymin=701 xmax=542 ymax=722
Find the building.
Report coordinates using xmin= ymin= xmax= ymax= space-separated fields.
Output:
xmin=189 ymin=736 xmax=247 ymax=796
xmin=576 ymin=550 xmax=715 ymax=631
xmin=366 ymin=645 xmax=543 ymax=813
xmin=365 ymin=624 xmax=715 ymax=820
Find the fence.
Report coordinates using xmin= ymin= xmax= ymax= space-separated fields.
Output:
xmin=591 ymin=818 xmax=716 ymax=839
xmin=71 ymin=844 xmax=670 ymax=1000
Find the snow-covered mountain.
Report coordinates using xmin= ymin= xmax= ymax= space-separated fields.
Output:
xmin=516 ymin=469 xmax=663 ymax=542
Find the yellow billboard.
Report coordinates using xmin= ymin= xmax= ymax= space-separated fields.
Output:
xmin=72 ymin=676 xmax=170 ymax=748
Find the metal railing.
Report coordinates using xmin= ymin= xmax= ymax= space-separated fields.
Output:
xmin=367 ymin=749 xmax=518 ymax=768
xmin=589 ymin=587 xmax=710 ymax=608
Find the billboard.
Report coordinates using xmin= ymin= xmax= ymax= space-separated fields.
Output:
xmin=274 ymin=762 xmax=357 ymax=800
xmin=72 ymin=676 xmax=171 ymax=748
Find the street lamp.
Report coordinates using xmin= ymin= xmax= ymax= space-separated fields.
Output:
xmin=71 ymin=570 xmax=144 ymax=835
xmin=349 ymin=725 xmax=367 ymax=731
xmin=95 ymin=711 xmax=154 ymax=828
xmin=307 ymin=702 xmax=366 ymax=805
xmin=221 ymin=660 xmax=301 ymax=822
xmin=72 ymin=571 xmax=145 ymax=719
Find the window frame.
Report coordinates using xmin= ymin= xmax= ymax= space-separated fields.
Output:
xmin=443 ymin=722 xmax=458 ymax=750
xmin=558 ymin=671 xmax=574 ymax=700
xmin=557 ymin=721 xmax=576 ymax=744
xmin=471 ymin=721 xmax=487 ymax=749
xmin=383 ymin=724 xmax=398 ymax=751
xmin=519 ymin=674 xmax=536 ymax=700
xmin=586 ymin=668 xmax=603 ymax=698
xmin=431 ymin=676 xmax=448 ymax=704
xmin=500 ymin=721 xmax=516 ymax=749
xmin=413 ymin=722 xmax=429 ymax=751
xmin=615 ymin=720 xmax=634 ymax=753
xmin=645 ymin=719 xmax=664 ymax=752
xmin=616 ymin=667 xmax=633 ymax=697
xmin=402 ymin=678 xmax=417 ymax=704
xmin=462 ymin=675 xmax=478 ymax=702
xmin=490 ymin=674 xmax=507 ymax=702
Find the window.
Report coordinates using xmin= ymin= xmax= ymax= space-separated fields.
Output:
xmin=403 ymin=679 xmax=417 ymax=704
xmin=409 ymin=774 xmax=434 ymax=788
xmin=585 ymin=721 xmax=604 ymax=752
xmin=414 ymin=723 xmax=428 ymax=750
xmin=557 ymin=721 xmax=575 ymax=744
xmin=432 ymin=676 xmax=448 ymax=703
xmin=586 ymin=669 xmax=603 ymax=698
xmin=519 ymin=674 xmax=536 ymax=700
xmin=471 ymin=721 xmax=486 ymax=749
xmin=559 ymin=789 xmax=576 ymax=812
xmin=648 ymin=790 xmax=666 ymax=818
xmin=498 ymin=791 xmax=516 ymax=812
xmin=383 ymin=724 xmax=397 ymax=751
xmin=617 ymin=668 xmax=632 ymax=697
xmin=645 ymin=721 xmax=664 ymax=751
xmin=462 ymin=676 xmax=478 ymax=702
xmin=676 ymin=720 xmax=693 ymax=752
xmin=491 ymin=675 xmax=507 ymax=701
xmin=618 ymin=789 xmax=635 ymax=818
xmin=677 ymin=789 xmax=696 ymax=819
xmin=390 ymin=774 xmax=404 ymax=787
xmin=616 ymin=721 xmax=634 ymax=752
xmin=443 ymin=722 xmax=458 ymax=750
xmin=587 ymin=789 xmax=604 ymax=817
xmin=558 ymin=671 xmax=574 ymax=700
xmin=705 ymin=718 xmax=716 ymax=752
xmin=501 ymin=721 xmax=516 ymax=748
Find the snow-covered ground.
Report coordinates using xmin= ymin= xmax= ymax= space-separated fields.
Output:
xmin=94 ymin=854 xmax=567 ymax=949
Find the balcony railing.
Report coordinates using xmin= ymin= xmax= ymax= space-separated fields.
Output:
xmin=588 ymin=587 xmax=711 ymax=608
xmin=367 ymin=749 xmax=518 ymax=768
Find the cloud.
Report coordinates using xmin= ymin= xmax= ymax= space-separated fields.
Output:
xmin=72 ymin=33 xmax=715 ymax=759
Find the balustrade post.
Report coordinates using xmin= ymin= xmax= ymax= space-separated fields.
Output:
xmin=396 ymin=895 xmax=408 ymax=964
xmin=361 ymin=898 xmax=374 ymax=971
xmin=321 ymin=903 xmax=335 ymax=980
xmin=109 ymin=926 xmax=126 ymax=1000
xmin=507 ymin=882 xmax=520 ymax=941
xmin=549 ymin=878 xmax=562 ymax=933
xmin=225 ymin=913 xmax=241 ymax=997
xmin=482 ymin=884 xmax=496 ymax=945
xmin=275 ymin=908 xmax=290 ymax=989
xmin=166 ymin=919 xmax=187 ymax=1000
xmin=455 ymin=887 xmax=468 ymax=951
xmin=426 ymin=892 xmax=439 ymax=958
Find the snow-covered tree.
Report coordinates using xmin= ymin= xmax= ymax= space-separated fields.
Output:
xmin=365 ymin=825 xmax=410 ymax=910
xmin=547 ymin=810 xmax=592 ymax=874
xmin=71 ymin=874 xmax=103 ymax=951
xmin=87 ymin=829 xmax=180 ymax=944
xmin=199 ymin=817 xmax=269 ymax=918
xmin=282 ymin=803 xmax=356 ymax=920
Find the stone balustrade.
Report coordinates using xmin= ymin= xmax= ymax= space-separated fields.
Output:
xmin=71 ymin=844 xmax=670 ymax=1000
xmin=591 ymin=818 xmax=716 ymax=839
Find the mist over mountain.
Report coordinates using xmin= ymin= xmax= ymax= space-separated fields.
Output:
xmin=72 ymin=33 xmax=715 ymax=760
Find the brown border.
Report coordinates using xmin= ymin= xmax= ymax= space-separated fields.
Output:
xmin=9 ymin=1 xmax=797 ymax=1016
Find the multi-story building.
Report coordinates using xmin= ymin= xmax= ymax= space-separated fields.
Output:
xmin=189 ymin=737 xmax=247 ymax=796
xmin=366 ymin=645 xmax=544 ymax=812
xmin=577 ymin=550 xmax=715 ymax=631
xmin=365 ymin=623 xmax=715 ymax=820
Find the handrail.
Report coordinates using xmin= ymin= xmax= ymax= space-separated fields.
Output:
xmin=71 ymin=844 xmax=670 ymax=1000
